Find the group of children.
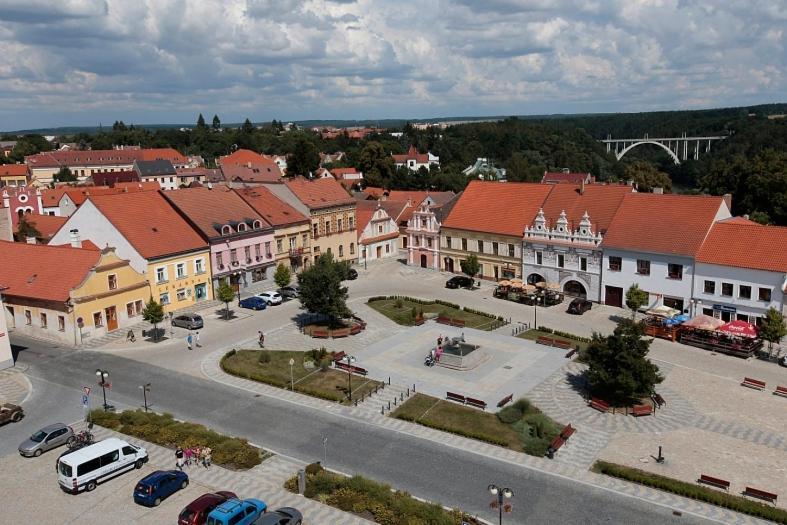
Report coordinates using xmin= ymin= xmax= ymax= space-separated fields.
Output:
xmin=175 ymin=445 xmax=212 ymax=470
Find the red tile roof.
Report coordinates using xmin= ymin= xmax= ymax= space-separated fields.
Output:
xmin=355 ymin=200 xmax=398 ymax=236
xmin=235 ymin=187 xmax=310 ymax=227
xmin=442 ymin=180 xmax=553 ymax=237
xmin=16 ymin=213 xmax=67 ymax=240
xmin=0 ymin=241 xmax=100 ymax=303
xmin=62 ymin=184 xmax=156 ymax=206
xmin=41 ymin=187 xmax=69 ymax=207
xmin=537 ymin=184 xmax=633 ymax=233
xmin=541 ymin=172 xmax=594 ymax=184
xmin=218 ymin=149 xmax=276 ymax=168
xmin=284 ymin=176 xmax=355 ymax=210
xmin=26 ymin=149 xmax=139 ymax=169
xmin=696 ymin=221 xmax=787 ymax=272
xmin=220 ymin=163 xmax=282 ymax=183
xmin=114 ymin=181 xmax=161 ymax=191
xmin=392 ymin=145 xmax=429 ymax=164
xmin=138 ymin=148 xmax=189 ymax=165
xmin=91 ymin=170 xmax=139 ymax=186
xmin=602 ymin=193 xmax=726 ymax=256
xmin=162 ymin=187 xmax=271 ymax=240
xmin=0 ymin=164 xmax=28 ymax=177
xmin=87 ymin=191 xmax=207 ymax=259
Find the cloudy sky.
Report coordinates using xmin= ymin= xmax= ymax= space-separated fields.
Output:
xmin=0 ymin=0 xmax=784 ymax=130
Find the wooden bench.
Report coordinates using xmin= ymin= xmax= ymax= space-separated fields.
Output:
xmin=414 ymin=318 xmax=425 ymax=326
xmin=335 ymin=361 xmax=368 ymax=376
xmin=312 ymin=329 xmax=329 ymax=339
xmin=536 ymin=336 xmax=554 ymax=346
xmin=564 ymin=348 xmax=577 ymax=359
xmin=553 ymin=339 xmax=572 ymax=350
xmin=652 ymin=393 xmax=666 ymax=408
xmin=446 ymin=391 xmax=466 ymax=404
xmin=743 ymin=486 xmax=778 ymax=504
xmin=332 ymin=351 xmax=347 ymax=363
xmin=631 ymin=404 xmax=653 ymax=417
xmin=349 ymin=325 xmax=362 ymax=335
xmin=436 ymin=316 xmax=451 ymax=326
xmin=546 ymin=436 xmax=565 ymax=459
xmin=560 ymin=424 xmax=575 ymax=441
xmin=774 ymin=385 xmax=787 ymax=398
xmin=589 ymin=398 xmax=610 ymax=413
xmin=452 ymin=318 xmax=466 ymax=328
xmin=497 ymin=394 xmax=514 ymax=408
xmin=465 ymin=397 xmax=487 ymax=410
xmin=697 ymin=474 xmax=730 ymax=491
xmin=741 ymin=377 xmax=766 ymax=390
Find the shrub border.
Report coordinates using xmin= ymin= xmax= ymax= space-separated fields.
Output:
xmin=368 ymin=295 xmax=508 ymax=325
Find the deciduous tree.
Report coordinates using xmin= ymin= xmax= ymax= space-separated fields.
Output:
xmin=216 ymin=281 xmax=235 ymax=320
xmin=759 ymin=307 xmax=787 ymax=358
xmin=287 ymin=137 xmax=320 ymax=177
xmin=274 ymin=263 xmax=292 ymax=289
xmin=297 ymin=252 xmax=351 ymax=326
xmin=460 ymin=254 xmax=481 ymax=281
xmin=142 ymin=298 xmax=165 ymax=342
xmin=625 ymin=284 xmax=649 ymax=319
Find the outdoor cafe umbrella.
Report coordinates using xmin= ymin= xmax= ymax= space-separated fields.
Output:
xmin=645 ymin=305 xmax=681 ymax=318
xmin=510 ymin=282 xmax=523 ymax=289
xmin=498 ymin=280 xmax=511 ymax=287
xmin=510 ymin=278 xmax=523 ymax=284
xmin=718 ymin=320 xmax=758 ymax=338
xmin=545 ymin=283 xmax=560 ymax=291
xmin=522 ymin=284 xmax=537 ymax=293
xmin=682 ymin=314 xmax=724 ymax=331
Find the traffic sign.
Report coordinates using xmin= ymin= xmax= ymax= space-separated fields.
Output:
xmin=81 ymin=395 xmax=89 ymax=406
xmin=82 ymin=386 xmax=91 ymax=396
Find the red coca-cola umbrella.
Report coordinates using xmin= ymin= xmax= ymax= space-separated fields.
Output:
xmin=718 ymin=320 xmax=758 ymax=338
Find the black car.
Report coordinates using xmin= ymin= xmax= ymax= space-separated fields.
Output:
xmin=567 ymin=298 xmax=592 ymax=315
xmin=252 ymin=507 xmax=303 ymax=525
xmin=445 ymin=276 xmax=474 ymax=289
xmin=346 ymin=268 xmax=358 ymax=280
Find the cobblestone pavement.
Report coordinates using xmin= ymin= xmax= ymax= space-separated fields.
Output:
xmin=0 ymin=364 xmax=31 ymax=405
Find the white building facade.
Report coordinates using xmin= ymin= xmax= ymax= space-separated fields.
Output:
xmin=693 ymin=264 xmax=786 ymax=324
xmin=358 ymin=207 xmax=399 ymax=265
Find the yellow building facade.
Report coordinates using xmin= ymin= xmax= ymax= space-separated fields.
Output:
xmin=440 ymin=227 xmax=523 ymax=280
xmin=309 ymin=203 xmax=357 ymax=263
xmin=147 ymin=250 xmax=213 ymax=313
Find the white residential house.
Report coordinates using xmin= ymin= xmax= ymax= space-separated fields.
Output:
xmin=392 ymin=146 xmax=439 ymax=172
xmin=356 ymin=201 xmax=399 ymax=265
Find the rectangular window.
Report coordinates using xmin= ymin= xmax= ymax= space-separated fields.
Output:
xmin=289 ymin=236 xmax=297 ymax=249
xmin=176 ymin=263 xmax=186 ymax=278
xmin=477 ymin=240 xmax=484 ymax=253
xmin=667 ymin=263 xmax=683 ymax=280
xmin=159 ymin=292 xmax=170 ymax=305
xmin=216 ymin=252 xmax=224 ymax=268
xmin=255 ymin=244 xmax=261 ymax=258
xmin=739 ymin=285 xmax=751 ymax=300
xmin=40 ymin=313 xmax=47 ymax=329
xmin=302 ymin=234 xmax=308 ymax=246
xmin=325 ymin=220 xmax=331 ymax=234
xmin=135 ymin=300 xmax=143 ymax=314
xmin=276 ymin=239 xmax=283 ymax=253
xmin=704 ymin=280 xmax=715 ymax=294
xmin=337 ymin=218 xmax=342 ymax=231
xmin=313 ymin=223 xmax=318 ymax=237
xmin=156 ymin=267 xmax=167 ymax=283
xmin=536 ymin=251 xmax=543 ymax=265
xmin=608 ymin=256 xmax=622 ymax=271
xmin=759 ymin=287 xmax=772 ymax=302
xmin=126 ymin=302 xmax=135 ymax=317
xmin=508 ymin=244 xmax=515 ymax=258
xmin=107 ymin=274 xmax=117 ymax=290
xmin=77 ymin=457 xmax=101 ymax=477
xmin=415 ymin=236 xmax=420 ymax=247
xmin=461 ymin=238 xmax=467 ymax=251
xmin=636 ymin=259 xmax=650 ymax=276
xmin=386 ymin=243 xmax=390 ymax=253
xmin=195 ymin=258 xmax=204 ymax=274
xmin=348 ymin=216 xmax=354 ymax=229
xmin=265 ymin=242 xmax=272 ymax=257
xmin=492 ymin=242 xmax=498 ymax=255
xmin=338 ymin=245 xmax=344 ymax=257
xmin=721 ymin=282 xmax=733 ymax=296
xmin=58 ymin=315 xmax=65 ymax=331
xmin=557 ymin=254 xmax=565 ymax=268
xmin=176 ymin=288 xmax=187 ymax=301
xmin=93 ymin=312 xmax=103 ymax=327
xmin=25 ymin=310 xmax=32 ymax=325
xmin=230 ymin=249 xmax=238 ymax=264
xmin=244 ymin=246 xmax=251 ymax=262
xmin=350 ymin=243 xmax=354 ymax=255
xmin=446 ymin=236 xmax=452 ymax=248
xmin=427 ymin=238 xmax=432 ymax=248
xmin=378 ymin=225 xmax=383 ymax=234
xmin=580 ymin=257 xmax=587 ymax=272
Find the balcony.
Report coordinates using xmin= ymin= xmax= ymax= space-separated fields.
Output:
xmin=289 ymin=247 xmax=303 ymax=258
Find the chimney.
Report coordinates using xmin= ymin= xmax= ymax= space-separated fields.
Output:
xmin=652 ymin=187 xmax=663 ymax=194
xmin=722 ymin=193 xmax=732 ymax=210
xmin=207 ymin=182 xmax=213 ymax=190
xmin=69 ymin=228 xmax=82 ymax=248
xmin=580 ymin=178 xmax=585 ymax=195
xmin=247 ymin=162 xmax=252 ymax=168
xmin=25 ymin=236 xmax=36 ymax=244
xmin=743 ymin=214 xmax=750 ymax=220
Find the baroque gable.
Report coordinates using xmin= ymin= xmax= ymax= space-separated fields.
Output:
xmin=524 ymin=208 xmax=602 ymax=247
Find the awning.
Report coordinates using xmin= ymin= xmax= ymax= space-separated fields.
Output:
xmin=645 ymin=305 xmax=680 ymax=318
xmin=718 ymin=320 xmax=758 ymax=338
xmin=682 ymin=314 xmax=724 ymax=330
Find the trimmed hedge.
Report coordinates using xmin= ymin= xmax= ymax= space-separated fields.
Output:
xmin=90 ymin=410 xmax=264 ymax=470
xmin=593 ymin=461 xmax=787 ymax=524
xmin=537 ymin=325 xmax=592 ymax=343
xmin=368 ymin=295 xmax=506 ymax=324
xmin=395 ymin=413 xmax=510 ymax=447
xmin=285 ymin=463 xmax=483 ymax=525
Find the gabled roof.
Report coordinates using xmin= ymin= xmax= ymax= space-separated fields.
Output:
xmin=442 ymin=180 xmax=553 ymax=237
xmin=284 ymin=176 xmax=355 ymax=210
xmin=162 ymin=187 xmax=271 ymax=240
xmin=86 ymin=191 xmax=207 ymax=259
xmin=0 ymin=241 xmax=100 ymax=303
xmin=355 ymin=200 xmax=396 ymax=235
xmin=218 ymin=149 xmax=275 ymax=168
xmin=41 ymin=187 xmax=69 ymax=207
xmin=602 ymin=193 xmax=726 ymax=256
xmin=434 ymin=192 xmax=463 ymax=223
xmin=330 ymin=167 xmax=359 ymax=177
xmin=134 ymin=159 xmax=176 ymax=176
xmin=138 ymin=148 xmax=189 ymax=165
xmin=541 ymin=172 xmax=594 ymax=184
xmin=696 ymin=221 xmax=787 ymax=272
xmin=220 ymin=164 xmax=282 ymax=183
xmin=91 ymin=170 xmax=139 ymax=186
xmin=385 ymin=190 xmax=455 ymax=206
xmin=0 ymin=164 xmax=28 ymax=177
xmin=235 ymin=186 xmax=310 ymax=228
xmin=537 ymin=184 xmax=633 ymax=233
xmin=16 ymin=213 xmax=67 ymax=241
xmin=24 ymin=148 xmax=188 ymax=169
xmin=392 ymin=145 xmax=429 ymax=164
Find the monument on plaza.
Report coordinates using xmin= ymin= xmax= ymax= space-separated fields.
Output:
xmin=436 ymin=335 xmax=487 ymax=370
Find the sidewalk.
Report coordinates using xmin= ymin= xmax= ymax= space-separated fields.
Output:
xmin=0 ymin=364 xmax=31 ymax=405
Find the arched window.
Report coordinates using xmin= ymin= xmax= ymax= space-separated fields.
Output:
xmin=221 ymin=225 xmax=232 ymax=235
xmin=237 ymin=223 xmax=247 ymax=232
xmin=253 ymin=220 xmax=262 ymax=229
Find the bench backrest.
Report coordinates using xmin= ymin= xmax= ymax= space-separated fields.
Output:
xmin=700 ymin=475 xmax=730 ymax=487
xmin=743 ymin=377 xmax=765 ymax=386
xmin=745 ymin=487 xmax=777 ymax=500
xmin=466 ymin=397 xmax=486 ymax=407
xmin=776 ymin=386 xmax=787 ymax=392
xmin=447 ymin=392 xmax=465 ymax=401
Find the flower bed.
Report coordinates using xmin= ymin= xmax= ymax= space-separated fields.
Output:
xmin=367 ymin=296 xmax=506 ymax=330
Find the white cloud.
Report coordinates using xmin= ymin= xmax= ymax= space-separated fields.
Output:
xmin=0 ymin=0 xmax=784 ymax=129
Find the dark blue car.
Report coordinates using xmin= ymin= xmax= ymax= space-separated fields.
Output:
xmin=239 ymin=296 xmax=268 ymax=311
xmin=134 ymin=470 xmax=189 ymax=507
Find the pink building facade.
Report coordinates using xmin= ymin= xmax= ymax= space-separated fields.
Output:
xmin=209 ymin=226 xmax=277 ymax=291
xmin=406 ymin=200 xmax=441 ymax=269
xmin=1 ymin=187 xmax=43 ymax=229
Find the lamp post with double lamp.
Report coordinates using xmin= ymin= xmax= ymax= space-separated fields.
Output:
xmin=139 ymin=383 xmax=151 ymax=412
xmin=343 ymin=355 xmax=356 ymax=402
xmin=488 ymin=484 xmax=514 ymax=525
xmin=95 ymin=369 xmax=112 ymax=411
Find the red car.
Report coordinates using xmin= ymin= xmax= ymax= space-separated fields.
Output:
xmin=178 ymin=491 xmax=238 ymax=525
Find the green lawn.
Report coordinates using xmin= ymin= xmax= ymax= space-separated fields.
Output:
xmin=392 ymin=393 xmax=562 ymax=456
xmin=221 ymin=350 xmax=382 ymax=404
xmin=518 ymin=328 xmax=590 ymax=352
xmin=367 ymin=297 xmax=501 ymax=330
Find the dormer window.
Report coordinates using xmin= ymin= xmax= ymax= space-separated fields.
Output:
xmin=237 ymin=223 xmax=247 ymax=232
xmin=221 ymin=225 xmax=233 ymax=235
xmin=253 ymin=220 xmax=262 ymax=229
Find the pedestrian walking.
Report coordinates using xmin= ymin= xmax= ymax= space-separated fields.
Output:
xmin=186 ymin=332 xmax=193 ymax=351
xmin=437 ymin=335 xmax=443 ymax=347
xmin=184 ymin=446 xmax=193 ymax=467
xmin=203 ymin=447 xmax=212 ymax=469
xmin=258 ymin=331 xmax=265 ymax=348
xmin=195 ymin=331 xmax=202 ymax=348
xmin=175 ymin=446 xmax=184 ymax=470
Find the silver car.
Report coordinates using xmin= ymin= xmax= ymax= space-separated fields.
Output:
xmin=18 ymin=423 xmax=75 ymax=457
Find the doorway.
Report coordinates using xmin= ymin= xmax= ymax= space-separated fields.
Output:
xmin=420 ymin=254 xmax=427 ymax=268
xmin=104 ymin=306 xmax=118 ymax=332
xmin=5 ymin=306 xmax=14 ymax=329
xmin=563 ymin=280 xmax=587 ymax=298
xmin=605 ymin=286 xmax=623 ymax=307
xmin=444 ymin=257 xmax=454 ymax=273
xmin=376 ymin=246 xmax=382 ymax=259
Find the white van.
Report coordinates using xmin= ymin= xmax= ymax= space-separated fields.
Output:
xmin=57 ymin=437 xmax=148 ymax=494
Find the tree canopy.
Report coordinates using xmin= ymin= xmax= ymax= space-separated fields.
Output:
xmin=216 ymin=281 xmax=235 ymax=319
xmin=287 ymin=136 xmax=320 ymax=177
xmin=759 ymin=307 xmax=786 ymax=357
xmin=625 ymin=284 xmax=649 ymax=319
xmin=297 ymin=252 xmax=351 ymax=323
xmin=142 ymin=298 xmax=165 ymax=342
xmin=460 ymin=254 xmax=481 ymax=279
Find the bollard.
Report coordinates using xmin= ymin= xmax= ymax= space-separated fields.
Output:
xmin=388 ymin=401 xmax=391 ymax=410
xmin=400 ymin=392 xmax=404 ymax=401
xmin=393 ymin=397 xmax=397 ymax=406
xmin=413 ymin=383 xmax=416 ymax=392
xmin=381 ymin=405 xmax=384 ymax=415
xmin=388 ymin=377 xmax=391 ymax=385
xmin=407 ymin=387 xmax=410 ymax=397
xmin=297 ymin=469 xmax=306 ymax=495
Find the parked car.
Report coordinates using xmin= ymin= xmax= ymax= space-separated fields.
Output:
xmin=57 ymin=438 xmax=148 ymax=494
xmin=278 ymin=286 xmax=299 ymax=299
xmin=134 ymin=470 xmax=189 ymax=507
xmin=445 ymin=276 xmax=474 ymax=289
xmin=178 ymin=491 xmax=239 ymax=525
xmin=567 ymin=298 xmax=592 ymax=315
xmin=779 ymin=355 xmax=787 ymax=368
xmin=19 ymin=423 xmax=75 ymax=457
xmin=346 ymin=268 xmax=358 ymax=280
xmin=172 ymin=313 xmax=204 ymax=330
xmin=239 ymin=296 xmax=268 ymax=311
xmin=255 ymin=291 xmax=282 ymax=306
xmin=0 ymin=403 xmax=23 ymax=425
xmin=206 ymin=498 xmax=267 ymax=525
xmin=252 ymin=507 xmax=303 ymax=525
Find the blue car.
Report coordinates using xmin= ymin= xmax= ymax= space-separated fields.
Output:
xmin=207 ymin=498 xmax=267 ymax=525
xmin=239 ymin=296 xmax=268 ymax=311
xmin=134 ymin=470 xmax=189 ymax=507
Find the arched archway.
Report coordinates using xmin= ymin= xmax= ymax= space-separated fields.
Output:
xmin=617 ymin=140 xmax=681 ymax=165
xmin=527 ymin=273 xmax=545 ymax=285
xmin=563 ymin=280 xmax=587 ymax=298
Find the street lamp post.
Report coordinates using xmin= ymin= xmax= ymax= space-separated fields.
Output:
xmin=343 ymin=355 xmax=356 ymax=402
xmin=289 ymin=358 xmax=295 ymax=391
xmin=322 ymin=436 xmax=328 ymax=466
xmin=533 ymin=294 xmax=539 ymax=329
xmin=95 ymin=369 xmax=111 ymax=411
xmin=139 ymin=383 xmax=151 ymax=412
xmin=488 ymin=484 xmax=514 ymax=525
